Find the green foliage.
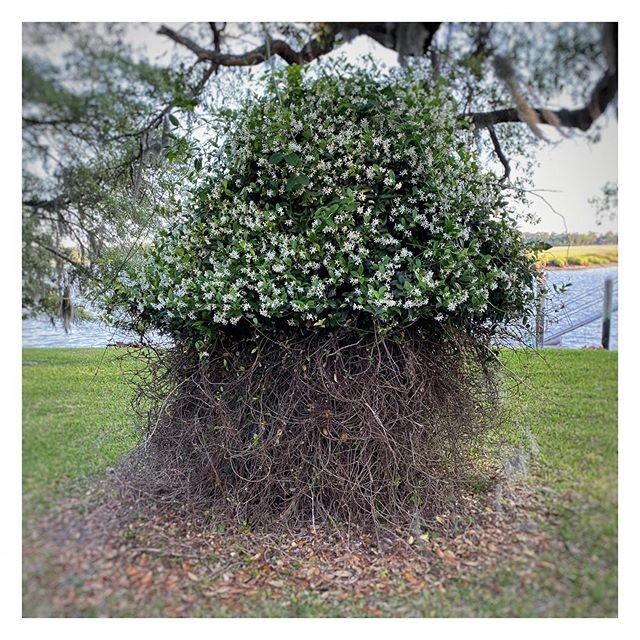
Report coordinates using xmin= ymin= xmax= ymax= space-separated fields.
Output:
xmin=521 ymin=230 xmax=618 ymax=247
xmin=537 ymin=244 xmax=618 ymax=269
xmin=22 ymin=23 xmax=613 ymax=325
xmin=589 ymin=181 xmax=618 ymax=226
xmin=22 ymin=25 xmax=202 ymax=318
xmin=106 ymin=65 xmax=538 ymax=345
xmin=566 ymin=256 xmax=589 ymax=266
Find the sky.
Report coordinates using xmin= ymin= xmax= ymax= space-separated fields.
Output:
xmin=518 ymin=115 xmax=618 ymax=233
xmin=25 ymin=22 xmax=619 ymax=235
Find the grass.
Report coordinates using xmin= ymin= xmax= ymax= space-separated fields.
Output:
xmin=461 ymin=348 xmax=617 ymax=616
xmin=497 ymin=349 xmax=618 ymax=615
xmin=537 ymin=244 xmax=618 ymax=269
xmin=22 ymin=347 xmax=617 ymax=616
xmin=22 ymin=348 xmax=136 ymax=513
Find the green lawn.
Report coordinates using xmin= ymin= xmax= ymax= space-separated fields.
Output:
xmin=22 ymin=348 xmax=136 ymax=513
xmin=450 ymin=348 xmax=618 ymax=616
xmin=497 ymin=349 xmax=618 ymax=615
xmin=22 ymin=347 xmax=617 ymax=616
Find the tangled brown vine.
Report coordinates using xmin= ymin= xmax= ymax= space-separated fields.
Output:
xmin=116 ymin=325 xmax=504 ymax=532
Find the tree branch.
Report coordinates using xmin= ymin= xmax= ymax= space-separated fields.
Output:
xmin=23 ymin=116 xmax=78 ymax=127
xmin=34 ymin=241 xmax=86 ymax=270
xmin=336 ymin=22 xmax=441 ymax=55
xmin=486 ymin=124 xmax=510 ymax=181
xmin=466 ymin=74 xmax=617 ymax=131
xmin=466 ymin=23 xmax=617 ymax=132
xmin=158 ymin=24 xmax=336 ymax=66
xmin=23 ymin=197 xmax=70 ymax=212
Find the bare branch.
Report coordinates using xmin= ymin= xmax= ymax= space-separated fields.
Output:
xmin=486 ymin=124 xmax=510 ymax=181
xmin=158 ymin=24 xmax=336 ymax=67
xmin=34 ymin=241 xmax=86 ymax=270
xmin=466 ymin=71 xmax=617 ymax=131
xmin=467 ymin=23 xmax=617 ymax=133
xmin=23 ymin=116 xmax=77 ymax=127
xmin=23 ymin=197 xmax=70 ymax=211
xmin=336 ymin=22 xmax=441 ymax=55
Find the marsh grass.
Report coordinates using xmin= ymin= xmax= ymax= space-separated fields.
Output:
xmin=538 ymin=244 xmax=618 ymax=269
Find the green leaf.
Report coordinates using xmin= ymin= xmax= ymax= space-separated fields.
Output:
xmin=284 ymin=152 xmax=300 ymax=166
xmin=269 ymin=152 xmax=285 ymax=164
xmin=526 ymin=241 xmax=553 ymax=252
xmin=169 ymin=114 xmax=180 ymax=127
xmin=286 ymin=175 xmax=310 ymax=191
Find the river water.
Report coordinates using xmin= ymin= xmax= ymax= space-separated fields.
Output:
xmin=543 ymin=265 xmax=618 ymax=350
xmin=22 ymin=266 xmax=618 ymax=350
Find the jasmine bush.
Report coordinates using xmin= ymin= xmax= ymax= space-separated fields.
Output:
xmin=107 ymin=64 xmax=539 ymax=528
xmin=107 ymin=64 xmax=537 ymax=346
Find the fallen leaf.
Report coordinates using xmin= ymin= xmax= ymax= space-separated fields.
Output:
xmin=442 ymin=550 xmax=457 ymax=563
xmin=267 ymin=579 xmax=284 ymax=588
xmin=126 ymin=565 xmax=139 ymax=578
xmin=334 ymin=570 xmax=352 ymax=578
xmin=139 ymin=571 xmax=153 ymax=589
xmin=403 ymin=569 xmax=417 ymax=583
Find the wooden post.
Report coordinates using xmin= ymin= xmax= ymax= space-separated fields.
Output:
xmin=601 ymin=277 xmax=613 ymax=350
xmin=535 ymin=273 xmax=546 ymax=349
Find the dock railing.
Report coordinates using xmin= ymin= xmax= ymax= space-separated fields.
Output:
xmin=536 ymin=276 xmax=617 ymax=349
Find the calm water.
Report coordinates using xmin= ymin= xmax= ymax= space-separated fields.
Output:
xmin=22 ymin=266 xmax=618 ymax=350
xmin=543 ymin=265 xmax=618 ymax=350
xmin=21 ymin=316 xmax=140 ymax=348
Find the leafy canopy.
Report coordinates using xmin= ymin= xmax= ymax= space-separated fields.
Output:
xmin=106 ymin=63 xmax=538 ymax=345
xmin=22 ymin=24 xmax=201 ymax=320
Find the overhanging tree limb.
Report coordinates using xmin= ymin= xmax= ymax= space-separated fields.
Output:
xmin=486 ymin=124 xmax=511 ymax=181
xmin=465 ymin=68 xmax=617 ymax=130
xmin=336 ymin=22 xmax=442 ymax=57
xmin=158 ymin=24 xmax=337 ymax=66
xmin=158 ymin=23 xmax=443 ymax=68
xmin=159 ymin=22 xmax=616 ymax=135
xmin=33 ymin=241 xmax=86 ymax=270
xmin=23 ymin=197 xmax=71 ymax=211
xmin=467 ymin=23 xmax=617 ymax=131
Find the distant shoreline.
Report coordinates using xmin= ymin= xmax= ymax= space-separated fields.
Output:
xmin=537 ymin=244 xmax=617 ymax=270
xmin=543 ymin=261 xmax=618 ymax=271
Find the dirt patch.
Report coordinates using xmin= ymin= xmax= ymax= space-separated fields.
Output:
xmin=23 ymin=473 xmax=558 ymax=617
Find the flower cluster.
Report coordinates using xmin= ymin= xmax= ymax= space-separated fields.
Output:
xmin=105 ymin=64 xmax=537 ymax=344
